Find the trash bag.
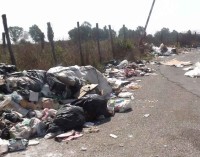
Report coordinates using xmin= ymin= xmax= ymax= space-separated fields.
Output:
xmin=71 ymin=95 xmax=111 ymax=121
xmin=47 ymin=65 xmax=112 ymax=98
xmin=0 ymin=127 xmax=10 ymax=140
xmin=46 ymin=105 xmax=85 ymax=133
xmin=8 ymin=138 xmax=28 ymax=152
xmin=0 ymin=63 xmax=16 ymax=75
xmin=46 ymin=73 xmax=71 ymax=99
xmin=26 ymin=70 xmax=46 ymax=84
xmin=6 ymin=75 xmax=42 ymax=93
xmin=2 ymin=111 xmax=23 ymax=123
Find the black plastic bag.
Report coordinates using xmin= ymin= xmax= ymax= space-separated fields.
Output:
xmin=46 ymin=105 xmax=85 ymax=133
xmin=71 ymin=95 xmax=111 ymax=121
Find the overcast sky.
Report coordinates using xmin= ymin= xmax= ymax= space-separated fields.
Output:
xmin=1 ymin=0 xmax=200 ymax=41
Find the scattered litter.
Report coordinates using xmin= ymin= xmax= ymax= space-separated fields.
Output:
xmin=55 ymin=130 xmax=83 ymax=142
xmin=151 ymin=43 xmax=177 ymax=56
xmin=28 ymin=140 xmax=40 ymax=146
xmin=8 ymin=138 xmax=28 ymax=152
xmin=83 ymin=122 xmax=95 ymax=128
xmin=143 ymin=114 xmax=150 ymax=118
xmin=81 ymin=147 xmax=87 ymax=151
xmin=0 ymin=138 xmax=9 ymax=155
xmin=184 ymin=62 xmax=200 ymax=78
xmin=110 ymin=134 xmax=118 ymax=138
xmin=118 ymin=92 xmax=134 ymax=98
xmin=128 ymin=134 xmax=133 ymax=138
xmin=83 ymin=127 xmax=99 ymax=133
xmin=183 ymin=66 xmax=193 ymax=71
xmin=125 ymin=83 xmax=141 ymax=90
xmin=161 ymin=59 xmax=192 ymax=67
xmin=108 ymin=99 xmax=132 ymax=113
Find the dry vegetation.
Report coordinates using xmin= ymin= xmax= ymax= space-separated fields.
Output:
xmin=0 ymin=39 xmax=143 ymax=71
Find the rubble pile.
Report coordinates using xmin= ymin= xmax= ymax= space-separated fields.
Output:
xmin=0 ymin=61 xmax=155 ymax=155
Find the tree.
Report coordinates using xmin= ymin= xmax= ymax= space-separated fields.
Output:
xmin=118 ymin=26 xmax=128 ymax=39
xmin=133 ymin=26 xmax=145 ymax=41
xmin=68 ymin=21 xmax=92 ymax=41
xmin=47 ymin=22 xmax=57 ymax=65
xmin=29 ymin=24 xmax=43 ymax=43
xmin=8 ymin=26 xmax=23 ymax=43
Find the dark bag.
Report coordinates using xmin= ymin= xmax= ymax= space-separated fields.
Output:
xmin=46 ymin=105 xmax=85 ymax=133
xmin=71 ymin=95 xmax=111 ymax=121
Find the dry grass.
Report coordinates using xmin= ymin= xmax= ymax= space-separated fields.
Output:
xmin=0 ymin=39 xmax=144 ymax=70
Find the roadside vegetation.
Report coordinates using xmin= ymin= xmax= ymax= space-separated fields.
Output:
xmin=1 ymin=21 xmax=200 ymax=70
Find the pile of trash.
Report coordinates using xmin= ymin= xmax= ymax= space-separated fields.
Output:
xmin=104 ymin=59 xmax=155 ymax=113
xmin=151 ymin=43 xmax=177 ymax=56
xmin=0 ymin=61 xmax=155 ymax=155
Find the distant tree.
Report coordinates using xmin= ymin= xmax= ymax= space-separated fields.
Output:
xmin=92 ymin=26 xmax=110 ymax=41
xmin=79 ymin=21 xmax=92 ymax=41
xmin=47 ymin=23 xmax=54 ymax=42
xmin=8 ymin=26 xmax=23 ymax=43
xmin=118 ymin=26 xmax=128 ymax=39
xmin=29 ymin=25 xmax=43 ymax=43
xmin=160 ymin=27 xmax=170 ymax=44
xmin=102 ymin=26 xmax=109 ymax=39
xmin=69 ymin=22 xmax=116 ymax=42
xmin=68 ymin=27 xmax=78 ymax=41
xmin=47 ymin=22 xmax=57 ymax=64
xmin=146 ymin=34 xmax=154 ymax=43
xmin=133 ymin=26 xmax=145 ymax=41
xmin=118 ymin=26 xmax=134 ymax=39
xmin=22 ymin=31 xmax=29 ymax=40
xmin=170 ymin=30 xmax=179 ymax=45
xmin=68 ymin=21 xmax=92 ymax=41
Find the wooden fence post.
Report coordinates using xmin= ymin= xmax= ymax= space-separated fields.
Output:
xmin=2 ymin=32 xmax=6 ymax=62
xmin=109 ymin=25 xmax=114 ymax=58
xmin=2 ymin=14 xmax=16 ymax=65
xmin=96 ymin=23 xmax=102 ymax=63
xmin=47 ymin=22 xmax=57 ymax=65
xmin=176 ymin=32 xmax=179 ymax=47
xmin=77 ymin=22 xmax=84 ymax=65
xmin=40 ymin=32 xmax=45 ymax=51
xmin=123 ymin=24 xmax=127 ymax=41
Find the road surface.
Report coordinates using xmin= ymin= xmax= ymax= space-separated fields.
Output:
xmin=5 ymin=49 xmax=200 ymax=157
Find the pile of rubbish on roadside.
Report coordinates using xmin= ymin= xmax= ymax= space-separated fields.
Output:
xmin=0 ymin=60 xmax=155 ymax=155
xmin=151 ymin=43 xmax=177 ymax=56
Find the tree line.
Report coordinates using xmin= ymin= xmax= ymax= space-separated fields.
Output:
xmin=7 ymin=21 xmax=200 ymax=47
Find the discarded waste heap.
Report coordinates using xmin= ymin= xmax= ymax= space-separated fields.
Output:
xmin=0 ymin=61 xmax=155 ymax=154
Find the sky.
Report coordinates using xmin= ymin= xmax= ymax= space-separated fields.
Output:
xmin=0 ymin=0 xmax=200 ymax=41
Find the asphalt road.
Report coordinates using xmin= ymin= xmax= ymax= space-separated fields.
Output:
xmin=5 ymin=49 xmax=200 ymax=157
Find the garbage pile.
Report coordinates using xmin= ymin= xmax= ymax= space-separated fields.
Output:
xmin=0 ymin=61 xmax=155 ymax=155
xmin=104 ymin=60 xmax=155 ymax=113
xmin=151 ymin=43 xmax=177 ymax=56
